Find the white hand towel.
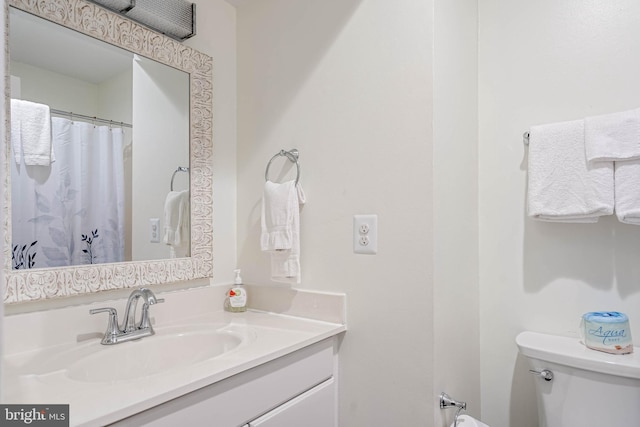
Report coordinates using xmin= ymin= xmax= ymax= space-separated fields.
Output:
xmin=261 ymin=181 xmax=306 ymax=284
xmin=10 ymin=99 xmax=54 ymax=166
xmin=261 ymin=181 xmax=296 ymax=251
xmin=527 ymin=119 xmax=614 ymax=222
xmin=163 ymin=190 xmax=190 ymax=257
xmin=585 ymin=108 xmax=640 ymax=162
xmin=614 ymin=160 xmax=640 ymax=224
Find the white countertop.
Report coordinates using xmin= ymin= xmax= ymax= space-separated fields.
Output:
xmin=3 ymin=285 xmax=346 ymax=426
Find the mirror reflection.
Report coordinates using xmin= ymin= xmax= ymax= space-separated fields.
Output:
xmin=9 ymin=7 xmax=190 ymax=270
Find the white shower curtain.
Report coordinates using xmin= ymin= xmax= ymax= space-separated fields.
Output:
xmin=11 ymin=117 xmax=125 ymax=268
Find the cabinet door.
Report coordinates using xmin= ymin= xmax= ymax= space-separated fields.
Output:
xmin=248 ymin=378 xmax=335 ymax=427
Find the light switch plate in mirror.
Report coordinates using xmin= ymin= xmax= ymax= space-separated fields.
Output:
xmin=3 ymin=0 xmax=213 ymax=304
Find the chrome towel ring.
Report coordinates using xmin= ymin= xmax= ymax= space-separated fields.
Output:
xmin=170 ymin=166 xmax=189 ymax=191
xmin=265 ymin=149 xmax=301 ymax=184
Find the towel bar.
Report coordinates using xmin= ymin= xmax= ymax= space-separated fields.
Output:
xmin=170 ymin=166 xmax=189 ymax=191
xmin=265 ymin=149 xmax=301 ymax=184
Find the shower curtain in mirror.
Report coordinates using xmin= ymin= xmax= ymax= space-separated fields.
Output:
xmin=11 ymin=117 xmax=126 ymax=268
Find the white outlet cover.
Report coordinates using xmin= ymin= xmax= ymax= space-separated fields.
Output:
xmin=353 ymin=214 xmax=377 ymax=254
xmin=150 ymin=218 xmax=160 ymax=243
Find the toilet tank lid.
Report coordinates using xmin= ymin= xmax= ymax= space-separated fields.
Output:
xmin=516 ymin=331 xmax=640 ymax=380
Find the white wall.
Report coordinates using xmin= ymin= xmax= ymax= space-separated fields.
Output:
xmin=132 ymin=56 xmax=189 ymax=260
xmin=479 ymin=1 xmax=640 ymax=426
xmin=235 ymin=1 xmax=435 ymax=425
xmin=11 ymin=61 xmax=99 ymax=115
xmin=97 ymin=68 xmax=132 ymax=124
xmin=433 ymin=0 xmax=480 ymax=425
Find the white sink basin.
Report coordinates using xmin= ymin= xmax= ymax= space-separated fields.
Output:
xmin=7 ymin=324 xmax=250 ymax=384
xmin=66 ymin=326 xmax=244 ymax=382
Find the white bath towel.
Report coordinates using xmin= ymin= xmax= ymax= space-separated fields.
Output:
xmin=10 ymin=99 xmax=54 ymax=166
xmin=261 ymin=180 xmax=306 ymax=283
xmin=163 ymin=190 xmax=190 ymax=257
xmin=527 ymin=119 xmax=614 ymax=222
xmin=585 ymin=108 xmax=640 ymax=162
xmin=613 ymin=160 xmax=640 ymax=224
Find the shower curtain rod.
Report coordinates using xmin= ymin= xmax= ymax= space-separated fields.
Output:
xmin=50 ymin=108 xmax=133 ymax=128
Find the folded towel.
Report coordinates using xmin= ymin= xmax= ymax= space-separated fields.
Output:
xmin=261 ymin=181 xmax=296 ymax=251
xmin=613 ymin=160 xmax=640 ymax=224
xmin=527 ymin=119 xmax=614 ymax=222
xmin=585 ymin=108 xmax=640 ymax=162
xmin=10 ymin=99 xmax=54 ymax=166
xmin=261 ymin=181 xmax=306 ymax=283
xmin=163 ymin=190 xmax=190 ymax=257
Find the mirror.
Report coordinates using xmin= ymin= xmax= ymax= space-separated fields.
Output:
xmin=4 ymin=0 xmax=213 ymax=304
xmin=10 ymin=7 xmax=191 ymax=267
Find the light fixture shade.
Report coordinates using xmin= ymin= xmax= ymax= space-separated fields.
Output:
xmin=89 ymin=0 xmax=134 ymax=13
xmin=126 ymin=0 xmax=195 ymax=40
xmin=89 ymin=0 xmax=196 ymax=41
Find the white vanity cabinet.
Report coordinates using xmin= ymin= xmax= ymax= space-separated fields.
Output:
xmin=111 ymin=338 xmax=338 ymax=427
xmin=243 ymin=378 xmax=335 ymax=427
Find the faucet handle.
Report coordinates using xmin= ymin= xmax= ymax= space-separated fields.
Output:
xmin=139 ymin=298 xmax=164 ymax=331
xmin=90 ymin=307 xmax=117 ymax=315
xmin=90 ymin=307 xmax=120 ymax=342
xmin=139 ymin=288 xmax=164 ymax=305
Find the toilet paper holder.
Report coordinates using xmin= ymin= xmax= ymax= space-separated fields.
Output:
xmin=440 ymin=392 xmax=467 ymax=427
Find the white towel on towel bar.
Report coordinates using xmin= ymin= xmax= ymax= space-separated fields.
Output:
xmin=614 ymin=160 xmax=640 ymax=224
xmin=585 ymin=108 xmax=640 ymax=162
xmin=527 ymin=119 xmax=614 ymax=222
xmin=10 ymin=99 xmax=54 ymax=166
xmin=261 ymin=180 xmax=306 ymax=284
xmin=261 ymin=180 xmax=296 ymax=251
xmin=163 ymin=190 xmax=190 ymax=258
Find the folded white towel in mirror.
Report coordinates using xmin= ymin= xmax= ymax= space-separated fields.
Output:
xmin=261 ymin=180 xmax=306 ymax=283
xmin=527 ymin=119 xmax=614 ymax=222
xmin=163 ymin=190 xmax=190 ymax=257
xmin=10 ymin=99 xmax=55 ymax=166
xmin=585 ymin=108 xmax=640 ymax=162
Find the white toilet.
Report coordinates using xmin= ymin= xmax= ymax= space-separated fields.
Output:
xmin=516 ymin=331 xmax=640 ymax=427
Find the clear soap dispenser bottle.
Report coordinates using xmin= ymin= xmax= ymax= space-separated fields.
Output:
xmin=226 ymin=269 xmax=247 ymax=312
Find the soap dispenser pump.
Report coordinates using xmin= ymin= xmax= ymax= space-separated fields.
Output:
xmin=226 ymin=269 xmax=247 ymax=312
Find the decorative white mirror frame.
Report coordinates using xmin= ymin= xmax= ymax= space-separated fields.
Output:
xmin=3 ymin=0 xmax=213 ymax=304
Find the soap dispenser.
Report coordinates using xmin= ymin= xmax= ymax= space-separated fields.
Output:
xmin=226 ymin=269 xmax=247 ymax=312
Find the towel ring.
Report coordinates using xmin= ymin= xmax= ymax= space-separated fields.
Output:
xmin=170 ymin=166 xmax=189 ymax=191
xmin=265 ymin=149 xmax=300 ymax=184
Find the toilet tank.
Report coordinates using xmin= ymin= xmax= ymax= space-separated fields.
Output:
xmin=516 ymin=331 xmax=640 ymax=427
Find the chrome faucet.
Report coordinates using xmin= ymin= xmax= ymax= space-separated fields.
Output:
xmin=90 ymin=288 xmax=165 ymax=345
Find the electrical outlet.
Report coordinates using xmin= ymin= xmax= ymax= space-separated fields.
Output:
xmin=353 ymin=214 xmax=377 ymax=254
xmin=149 ymin=218 xmax=160 ymax=243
